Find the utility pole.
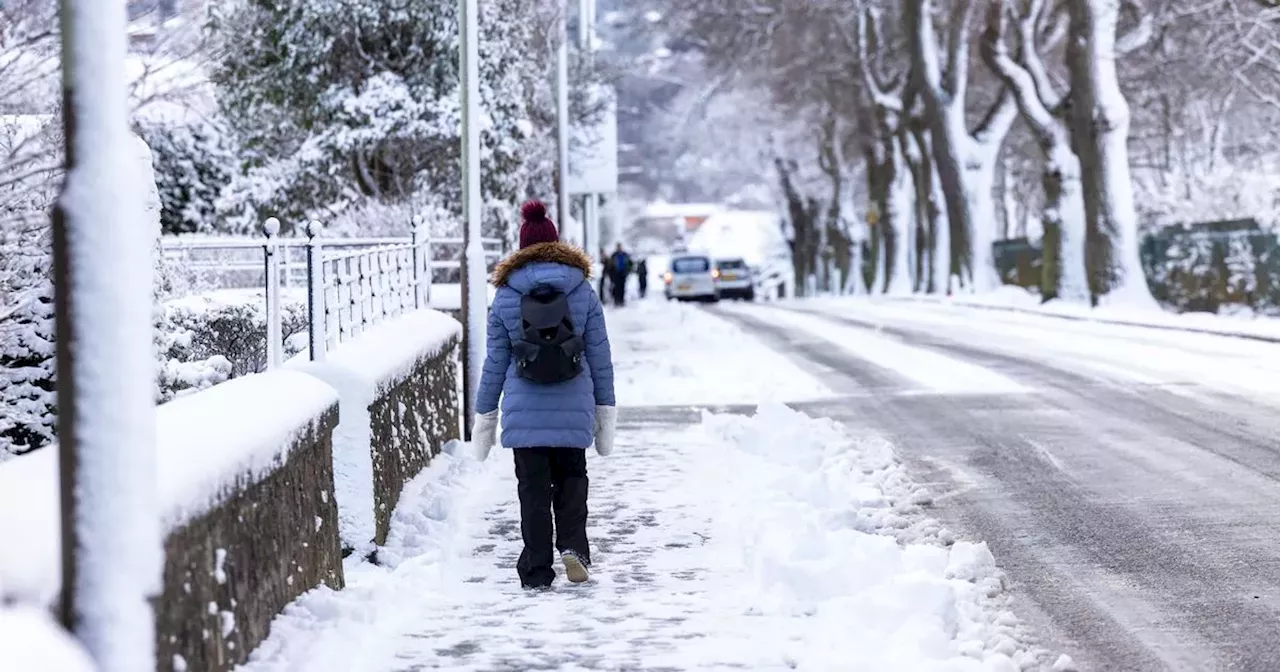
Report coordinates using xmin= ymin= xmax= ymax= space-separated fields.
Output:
xmin=54 ymin=0 xmax=160 ymax=669
xmin=577 ymin=0 xmax=597 ymax=253
xmin=459 ymin=0 xmax=485 ymax=437
xmin=555 ymin=0 xmax=572 ymax=244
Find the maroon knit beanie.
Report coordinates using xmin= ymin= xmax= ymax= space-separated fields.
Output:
xmin=518 ymin=200 xmax=559 ymax=249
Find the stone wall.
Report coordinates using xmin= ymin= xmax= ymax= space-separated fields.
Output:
xmin=368 ymin=334 xmax=461 ymax=545
xmin=154 ymin=405 xmax=342 ymax=672
xmin=289 ymin=310 xmax=464 ymax=555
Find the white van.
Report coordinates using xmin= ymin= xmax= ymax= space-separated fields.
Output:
xmin=663 ymin=254 xmax=719 ymax=302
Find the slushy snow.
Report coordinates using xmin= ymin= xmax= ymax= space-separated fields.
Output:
xmin=237 ymin=404 xmax=1061 ymax=671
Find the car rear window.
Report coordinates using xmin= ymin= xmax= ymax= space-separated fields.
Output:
xmin=716 ymin=260 xmax=746 ymax=270
xmin=672 ymin=257 xmax=710 ymax=273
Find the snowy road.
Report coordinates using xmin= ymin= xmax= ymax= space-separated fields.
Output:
xmin=712 ymin=298 xmax=1280 ymax=671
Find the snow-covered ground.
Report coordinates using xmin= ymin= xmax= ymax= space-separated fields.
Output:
xmin=892 ymin=285 xmax=1280 ymax=342
xmin=606 ymin=299 xmax=834 ymax=406
xmin=0 ymin=607 xmax=96 ymax=672
xmin=236 ymin=299 xmax=1059 ymax=671
xmin=789 ymin=294 xmax=1280 ymax=401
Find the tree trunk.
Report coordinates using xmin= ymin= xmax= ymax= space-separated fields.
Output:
xmin=981 ymin=0 xmax=1089 ymax=302
xmin=908 ymin=123 xmax=951 ymax=294
xmin=1041 ymin=144 xmax=1090 ymax=302
xmin=775 ymin=157 xmax=818 ymax=296
xmin=882 ymin=133 xmax=915 ymax=294
xmin=1067 ymin=0 xmax=1155 ymax=306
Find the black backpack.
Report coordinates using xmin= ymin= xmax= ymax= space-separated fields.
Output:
xmin=513 ymin=285 xmax=584 ymax=384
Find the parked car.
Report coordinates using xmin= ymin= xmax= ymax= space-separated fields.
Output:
xmin=663 ymin=254 xmax=719 ymax=302
xmin=714 ymin=257 xmax=755 ymax=301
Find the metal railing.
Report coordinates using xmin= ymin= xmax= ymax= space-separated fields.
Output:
xmin=161 ymin=232 xmax=503 ymax=289
xmin=178 ymin=221 xmax=506 ymax=368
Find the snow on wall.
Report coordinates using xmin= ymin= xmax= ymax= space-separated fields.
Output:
xmin=0 ymin=369 xmax=339 ymax=606
xmin=0 ymin=606 xmax=97 ymax=672
xmin=287 ymin=309 xmax=462 ymax=555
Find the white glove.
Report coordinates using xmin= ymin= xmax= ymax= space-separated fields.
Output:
xmin=471 ymin=410 xmax=499 ymax=462
xmin=593 ymin=405 xmax=617 ymax=457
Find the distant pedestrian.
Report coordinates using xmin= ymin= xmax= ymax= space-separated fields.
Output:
xmin=609 ymin=243 xmax=632 ymax=307
xmin=472 ymin=200 xmax=617 ymax=590
xmin=636 ymin=258 xmax=648 ymax=299
xmin=598 ymin=247 xmax=612 ymax=304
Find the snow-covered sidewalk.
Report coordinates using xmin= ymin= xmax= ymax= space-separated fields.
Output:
xmin=241 ymin=405 xmax=1059 ymax=672
xmin=237 ymin=300 xmax=1061 ymax=671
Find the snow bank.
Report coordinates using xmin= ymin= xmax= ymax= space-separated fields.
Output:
xmin=0 ymin=370 xmax=339 ymax=606
xmin=0 ymin=606 xmax=96 ymax=672
xmin=608 ymin=300 xmax=834 ymax=405
xmin=287 ymin=310 xmax=461 ymax=554
xmin=697 ymin=404 xmax=1067 ymax=671
xmin=889 ymin=288 xmax=1280 ymax=343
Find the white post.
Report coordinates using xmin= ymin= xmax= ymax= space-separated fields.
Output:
xmin=53 ymin=0 xmax=160 ymax=667
xmin=556 ymin=0 xmax=572 ymax=244
xmin=411 ymin=217 xmax=430 ymax=310
xmin=305 ymin=220 xmax=326 ymax=362
xmin=460 ymin=0 xmax=486 ymax=436
xmin=263 ymin=217 xmax=283 ymax=368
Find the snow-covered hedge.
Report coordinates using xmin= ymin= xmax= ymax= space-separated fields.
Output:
xmin=0 ymin=369 xmax=343 ymax=671
xmin=161 ymin=289 xmax=307 ymax=387
xmin=288 ymin=309 xmax=462 ymax=557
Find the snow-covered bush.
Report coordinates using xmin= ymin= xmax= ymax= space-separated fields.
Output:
xmin=1146 ymin=230 xmax=1279 ymax=314
xmin=136 ymin=117 xmax=237 ymax=235
xmin=161 ymin=290 xmax=308 ymax=382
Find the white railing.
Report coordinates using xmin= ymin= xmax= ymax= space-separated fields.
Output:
xmin=161 ymin=232 xmax=503 ymax=289
xmin=174 ymin=221 xmax=506 ymax=368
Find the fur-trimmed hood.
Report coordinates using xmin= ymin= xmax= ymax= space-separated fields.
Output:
xmin=490 ymin=242 xmax=594 ymax=288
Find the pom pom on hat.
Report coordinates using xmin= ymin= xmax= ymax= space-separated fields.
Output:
xmin=518 ymin=200 xmax=558 ymax=249
xmin=521 ymin=200 xmax=547 ymax=222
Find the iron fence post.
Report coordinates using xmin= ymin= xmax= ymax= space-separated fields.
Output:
xmin=263 ymin=217 xmax=283 ymax=368
xmin=306 ymin=220 xmax=326 ymax=361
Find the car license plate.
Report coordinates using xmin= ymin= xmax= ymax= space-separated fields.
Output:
xmin=722 ymin=273 xmax=737 ymax=280
xmin=677 ymin=283 xmax=692 ymax=291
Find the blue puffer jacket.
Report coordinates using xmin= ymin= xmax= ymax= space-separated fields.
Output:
xmin=476 ymin=242 xmax=615 ymax=449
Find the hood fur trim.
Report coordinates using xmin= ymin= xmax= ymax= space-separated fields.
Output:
xmin=490 ymin=242 xmax=594 ymax=286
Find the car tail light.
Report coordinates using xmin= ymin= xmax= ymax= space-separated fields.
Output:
xmin=663 ymin=272 xmax=673 ymax=284
xmin=712 ymin=269 xmax=721 ymax=279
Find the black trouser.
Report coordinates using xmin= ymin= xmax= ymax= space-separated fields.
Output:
xmin=611 ymin=274 xmax=627 ymax=306
xmin=513 ymin=447 xmax=590 ymax=587
xmin=638 ymin=278 xmax=647 ymax=298
xmin=598 ymin=274 xmax=609 ymax=304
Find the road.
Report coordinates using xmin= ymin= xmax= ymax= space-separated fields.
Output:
xmin=711 ymin=299 xmax=1280 ymax=672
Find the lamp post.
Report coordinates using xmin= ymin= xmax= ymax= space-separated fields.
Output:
xmin=54 ymin=0 xmax=160 ymax=668
xmin=459 ymin=0 xmax=485 ymax=437
xmin=555 ymin=0 xmax=572 ymax=243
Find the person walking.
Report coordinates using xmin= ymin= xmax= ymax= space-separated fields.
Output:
xmin=598 ymin=247 xmax=612 ymax=305
xmin=471 ymin=200 xmax=617 ymax=590
xmin=636 ymin=257 xmax=648 ymax=299
xmin=608 ymin=243 xmax=632 ymax=307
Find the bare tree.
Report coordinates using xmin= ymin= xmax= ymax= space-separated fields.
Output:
xmin=857 ymin=7 xmax=918 ymax=294
xmin=906 ymin=0 xmax=1018 ymax=293
xmin=1066 ymin=0 xmax=1156 ymax=304
xmin=983 ymin=0 xmax=1088 ymax=302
